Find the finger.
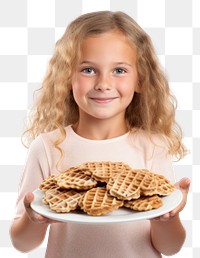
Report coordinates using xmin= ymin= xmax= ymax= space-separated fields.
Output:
xmin=151 ymin=213 xmax=170 ymax=221
xmin=170 ymin=208 xmax=179 ymax=217
xmin=23 ymin=192 xmax=48 ymax=223
xmin=169 ymin=194 xmax=187 ymax=216
xmin=170 ymin=180 xmax=190 ymax=217
xmin=29 ymin=209 xmax=49 ymax=224
xmin=24 ymin=192 xmax=34 ymax=209
xmin=34 ymin=214 xmax=49 ymax=224
xmin=176 ymin=178 xmax=190 ymax=192
xmin=159 ymin=213 xmax=170 ymax=221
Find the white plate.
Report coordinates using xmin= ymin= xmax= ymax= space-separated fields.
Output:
xmin=31 ymin=189 xmax=182 ymax=224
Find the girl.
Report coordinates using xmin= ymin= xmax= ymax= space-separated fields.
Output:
xmin=10 ymin=11 xmax=190 ymax=258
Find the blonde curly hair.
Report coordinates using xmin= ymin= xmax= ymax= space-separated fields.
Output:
xmin=23 ymin=11 xmax=186 ymax=160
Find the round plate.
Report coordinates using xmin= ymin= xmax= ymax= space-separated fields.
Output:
xmin=31 ymin=189 xmax=182 ymax=224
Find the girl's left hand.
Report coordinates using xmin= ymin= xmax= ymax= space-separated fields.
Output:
xmin=153 ymin=177 xmax=190 ymax=221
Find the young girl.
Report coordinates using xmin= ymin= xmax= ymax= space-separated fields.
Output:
xmin=10 ymin=11 xmax=190 ymax=258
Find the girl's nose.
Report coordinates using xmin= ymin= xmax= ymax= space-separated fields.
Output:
xmin=94 ymin=74 xmax=112 ymax=91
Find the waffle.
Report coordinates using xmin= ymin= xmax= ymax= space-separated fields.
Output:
xmin=38 ymin=162 xmax=176 ymax=216
xmin=124 ymin=195 xmax=163 ymax=211
xmin=155 ymin=174 xmax=176 ymax=196
xmin=79 ymin=187 xmax=123 ymax=216
xmin=107 ymin=169 xmax=176 ymax=200
xmin=44 ymin=188 xmax=83 ymax=213
xmin=39 ymin=175 xmax=58 ymax=192
xmin=42 ymin=194 xmax=49 ymax=205
xmin=137 ymin=169 xmax=159 ymax=196
xmin=79 ymin=161 xmax=131 ymax=183
xmin=107 ymin=169 xmax=157 ymax=200
xmin=56 ymin=169 xmax=97 ymax=190
xmin=62 ymin=165 xmax=93 ymax=176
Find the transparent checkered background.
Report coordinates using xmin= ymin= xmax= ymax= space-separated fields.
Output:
xmin=0 ymin=0 xmax=199 ymax=257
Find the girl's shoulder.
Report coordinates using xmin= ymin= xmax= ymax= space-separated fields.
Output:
xmin=30 ymin=126 xmax=73 ymax=153
xmin=131 ymin=128 xmax=169 ymax=151
xmin=29 ymin=127 xmax=66 ymax=150
xmin=130 ymin=129 xmax=171 ymax=165
xmin=39 ymin=126 xmax=71 ymax=144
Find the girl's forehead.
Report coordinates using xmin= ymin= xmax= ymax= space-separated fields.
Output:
xmin=78 ymin=31 xmax=137 ymax=65
xmin=81 ymin=31 xmax=135 ymax=51
xmin=83 ymin=30 xmax=127 ymax=42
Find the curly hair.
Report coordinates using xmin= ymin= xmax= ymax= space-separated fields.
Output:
xmin=23 ymin=11 xmax=186 ymax=160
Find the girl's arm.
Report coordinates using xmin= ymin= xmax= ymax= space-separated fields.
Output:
xmin=151 ymin=214 xmax=185 ymax=256
xmin=10 ymin=213 xmax=49 ymax=253
xmin=10 ymin=192 xmax=59 ymax=253
xmin=150 ymin=178 xmax=190 ymax=256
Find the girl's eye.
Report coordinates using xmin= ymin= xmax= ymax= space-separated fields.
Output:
xmin=114 ymin=68 xmax=126 ymax=74
xmin=82 ymin=68 xmax=95 ymax=74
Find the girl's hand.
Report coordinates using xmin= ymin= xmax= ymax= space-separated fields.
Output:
xmin=24 ymin=192 xmax=63 ymax=224
xmin=153 ymin=177 xmax=190 ymax=221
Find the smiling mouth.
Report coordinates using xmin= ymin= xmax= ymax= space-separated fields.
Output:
xmin=90 ymin=97 xmax=118 ymax=103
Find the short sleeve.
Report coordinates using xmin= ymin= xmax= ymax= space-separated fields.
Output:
xmin=14 ymin=135 xmax=50 ymax=220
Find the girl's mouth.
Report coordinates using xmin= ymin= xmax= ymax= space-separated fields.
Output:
xmin=90 ymin=97 xmax=118 ymax=104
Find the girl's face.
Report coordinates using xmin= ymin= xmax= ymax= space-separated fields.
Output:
xmin=71 ymin=31 xmax=139 ymax=123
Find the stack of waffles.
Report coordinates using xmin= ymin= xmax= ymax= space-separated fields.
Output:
xmin=39 ymin=161 xmax=176 ymax=216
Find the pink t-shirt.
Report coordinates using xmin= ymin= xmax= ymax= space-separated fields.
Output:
xmin=14 ymin=126 xmax=175 ymax=258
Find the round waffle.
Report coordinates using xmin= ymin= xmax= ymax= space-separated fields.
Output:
xmin=155 ymin=174 xmax=176 ymax=196
xmin=44 ymin=188 xmax=83 ymax=213
xmin=138 ymin=170 xmax=160 ymax=196
xmin=107 ymin=169 xmax=156 ymax=200
xmin=124 ymin=195 xmax=163 ymax=211
xmin=56 ymin=169 xmax=97 ymax=190
xmin=79 ymin=187 xmax=123 ymax=216
xmin=79 ymin=161 xmax=131 ymax=183
xmin=39 ymin=175 xmax=58 ymax=192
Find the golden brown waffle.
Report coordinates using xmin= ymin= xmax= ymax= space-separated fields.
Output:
xmin=42 ymin=194 xmax=48 ymax=205
xmin=38 ymin=162 xmax=176 ymax=216
xmin=39 ymin=175 xmax=58 ymax=192
xmin=79 ymin=161 xmax=131 ymax=183
xmin=56 ymin=169 xmax=97 ymax=190
xmin=62 ymin=166 xmax=93 ymax=176
xmin=44 ymin=188 xmax=83 ymax=213
xmin=137 ymin=169 xmax=158 ymax=196
xmin=124 ymin=195 xmax=163 ymax=211
xmin=155 ymin=174 xmax=176 ymax=196
xmin=107 ymin=169 xmax=157 ymax=200
xmin=107 ymin=169 xmax=175 ymax=200
xmin=79 ymin=187 xmax=123 ymax=216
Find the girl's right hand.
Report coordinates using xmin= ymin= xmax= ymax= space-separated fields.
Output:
xmin=24 ymin=192 xmax=63 ymax=224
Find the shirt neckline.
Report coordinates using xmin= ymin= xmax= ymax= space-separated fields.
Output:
xmin=68 ymin=125 xmax=130 ymax=143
